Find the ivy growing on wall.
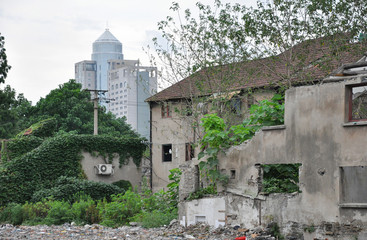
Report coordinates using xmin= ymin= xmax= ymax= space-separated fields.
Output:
xmin=0 ymin=133 xmax=146 ymax=205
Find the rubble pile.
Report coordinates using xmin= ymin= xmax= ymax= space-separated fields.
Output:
xmin=0 ymin=222 xmax=279 ymax=240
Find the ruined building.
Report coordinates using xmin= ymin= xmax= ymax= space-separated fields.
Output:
xmin=178 ymin=63 xmax=367 ymax=239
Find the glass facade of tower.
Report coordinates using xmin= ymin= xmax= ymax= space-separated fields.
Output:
xmin=91 ymin=29 xmax=123 ymax=92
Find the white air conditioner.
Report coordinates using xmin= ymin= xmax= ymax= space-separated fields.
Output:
xmin=95 ymin=164 xmax=114 ymax=175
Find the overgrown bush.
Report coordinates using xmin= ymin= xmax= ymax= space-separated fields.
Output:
xmin=198 ymin=94 xmax=285 ymax=186
xmin=0 ymin=134 xmax=146 ymax=205
xmin=134 ymin=209 xmax=178 ymax=228
xmin=0 ymin=203 xmax=24 ymax=225
xmin=112 ymin=180 xmax=132 ymax=192
xmin=31 ymin=176 xmax=123 ymax=203
xmin=16 ymin=118 xmax=57 ymax=138
xmin=1 ymin=136 xmax=43 ymax=162
xmin=99 ymin=190 xmax=143 ymax=227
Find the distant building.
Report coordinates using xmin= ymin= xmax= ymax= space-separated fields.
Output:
xmin=75 ymin=29 xmax=157 ymax=139
xmin=91 ymin=29 xmax=123 ymax=92
xmin=75 ymin=60 xmax=97 ymax=90
xmin=108 ymin=59 xmax=157 ymax=139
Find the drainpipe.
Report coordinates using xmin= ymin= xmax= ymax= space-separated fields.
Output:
xmin=149 ymin=103 xmax=153 ymax=190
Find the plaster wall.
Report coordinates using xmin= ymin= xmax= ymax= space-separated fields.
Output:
xmin=179 ymin=76 xmax=367 ymax=237
xmin=80 ymin=151 xmax=142 ymax=189
xmin=151 ymin=90 xmax=275 ymax=192
xmin=151 ymin=101 xmax=197 ymax=191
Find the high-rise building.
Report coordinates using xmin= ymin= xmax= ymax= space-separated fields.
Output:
xmin=108 ymin=59 xmax=157 ymax=139
xmin=75 ymin=29 xmax=157 ymax=139
xmin=91 ymin=29 xmax=123 ymax=91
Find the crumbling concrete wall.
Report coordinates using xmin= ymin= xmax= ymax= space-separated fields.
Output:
xmin=179 ymin=76 xmax=367 ymax=239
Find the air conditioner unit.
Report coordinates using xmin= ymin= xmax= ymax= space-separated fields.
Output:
xmin=95 ymin=164 xmax=114 ymax=175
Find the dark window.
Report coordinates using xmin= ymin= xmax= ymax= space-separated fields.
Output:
xmin=185 ymin=103 xmax=192 ymax=116
xmin=348 ymin=84 xmax=367 ymax=121
xmin=162 ymin=144 xmax=172 ymax=162
xmin=161 ymin=102 xmax=172 ymax=118
xmin=340 ymin=166 xmax=367 ymax=206
xmin=185 ymin=143 xmax=195 ymax=161
xmin=230 ymin=170 xmax=236 ymax=179
xmin=230 ymin=97 xmax=242 ymax=115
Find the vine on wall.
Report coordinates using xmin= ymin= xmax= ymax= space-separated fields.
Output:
xmin=198 ymin=94 xmax=285 ymax=187
xmin=0 ymin=133 xmax=146 ymax=205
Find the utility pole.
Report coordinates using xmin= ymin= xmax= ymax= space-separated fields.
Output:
xmin=85 ymin=89 xmax=111 ymax=135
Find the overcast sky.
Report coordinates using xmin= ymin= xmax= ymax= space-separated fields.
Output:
xmin=0 ymin=0 xmax=256 ymax=104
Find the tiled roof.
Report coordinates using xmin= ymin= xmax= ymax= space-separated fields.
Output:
xmin=146 ymin=36 xmax=367 ymax=102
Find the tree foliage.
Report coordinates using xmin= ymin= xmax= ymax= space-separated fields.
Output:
xmin=20 ymin=80 xmax=139 ymax=138
xmin=198 ymin=94 xmax=285 ymax=185
xmin=0 ymin=86 xmax=32 ymax=139
xmin=0 ymin=33 xmax=11 ymax=84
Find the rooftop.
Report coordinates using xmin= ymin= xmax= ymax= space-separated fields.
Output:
xmin=147 ymin=36 xmax=367 ymax=102
xmin=94 ymin=29 xmax=120 ymax=43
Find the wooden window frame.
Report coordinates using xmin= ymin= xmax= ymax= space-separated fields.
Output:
xmin=161 ymin=102 xmax=172 ymax=118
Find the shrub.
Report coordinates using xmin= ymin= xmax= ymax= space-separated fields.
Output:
xmin=0 ymin=203 xmax=24 ymax=225
xmin=22 ymin=200 xmax=50 ymax=225
xmin=43 ymin=200 xmax=71 ymax=225
xmin=133 ymin=209 xmax=178 ymax=228
xmin=68 ymin=193 xmax=100 ymax=225
xmin=99 ymin=190 xmax=142 ymax=227
xmin=31 ymin=176 xmax=123 ymax=203
xmin=112 ymin=180 xmax=132 ymax=192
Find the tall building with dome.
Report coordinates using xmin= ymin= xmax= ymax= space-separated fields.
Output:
xmin=91 ymin=29 xmax=123 ymax=91
xmin=75 ymin=29 xmax=157 ymax=139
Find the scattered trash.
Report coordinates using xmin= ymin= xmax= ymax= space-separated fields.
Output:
xmin=0 ymin=222 xmax=279 ymax=239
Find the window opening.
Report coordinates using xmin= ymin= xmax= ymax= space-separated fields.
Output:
xmin=261 ymin=163 xmax=301 ymax=194
xmin=162 ymin=144 xmax=172 ymax=162
xmin=230 ymin=97 xmax=242 ymax=115
xmin=340 ymin=166 xmax=367 ymax=207
xmin=161 ymin=102 xmax=172 ymax=118
xmin=230 ymin=170 xmax=236 ymax=179
xmin=348 ymin=84 xmax=367 ymax=121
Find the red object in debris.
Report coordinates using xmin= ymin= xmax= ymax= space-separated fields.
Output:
xmin=235 ymin=237 xmax=246 ymax=240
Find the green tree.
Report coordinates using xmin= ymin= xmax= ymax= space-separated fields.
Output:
xmin=0 ymin=33 xmax=11 ymax=84
xmin=149 ymin=0 xmax=367 ymax=149
xmin=24 ymin=80 xmax=138 ymax=137
xmin=0 ymin=85 xmax=32 ymax=139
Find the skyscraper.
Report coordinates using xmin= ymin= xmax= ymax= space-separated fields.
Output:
xmin=91 ymin=29 xmax=123 ymax=91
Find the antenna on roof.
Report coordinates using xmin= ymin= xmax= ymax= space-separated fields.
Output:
xmin=106 ymin=21 xmax=109 ymax=31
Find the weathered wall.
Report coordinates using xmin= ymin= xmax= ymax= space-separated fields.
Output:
xmin=179 ymin=197 xmax=226 ymax=228
xmin=179 ymin=76 xmax=367 ymax=239
xmin=151 ymin=90 xmax=275 ymax=192
xmin=80 ymin=151 xmax=143 ymax=189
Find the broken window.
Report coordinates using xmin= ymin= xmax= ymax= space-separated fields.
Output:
xmin=162 ymin=144 xmax=172 ymax=162
xmin=230 ymin=97 xmax=242 ymax=115
xmin=347 ymin=84 xmax=367 ymax=121
xmin=161 ymin=102 xmax=172 ymax=118
xmin=185 ymin=143 xmax=195 ymax=161
xmin=340 ymin=166 xmax=367 ymax=207
xmin=261 ymin=164 xmax=301 ymax=194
